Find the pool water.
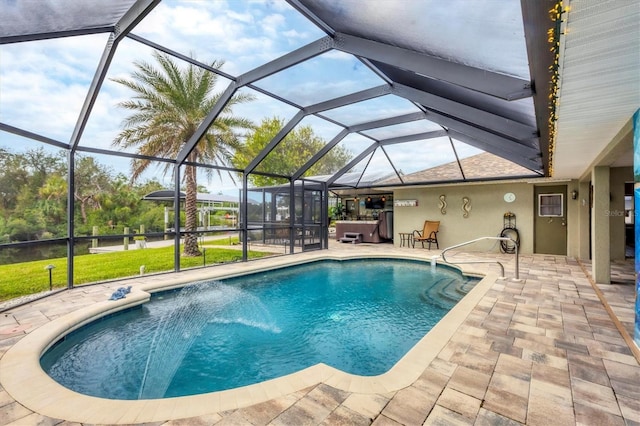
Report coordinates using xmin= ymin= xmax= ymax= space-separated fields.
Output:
xmin=41 ymin=259 xmax=478 ymax=400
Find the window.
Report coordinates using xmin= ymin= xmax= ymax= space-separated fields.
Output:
xmin=538 ymin=193 xmax=563 ymax=217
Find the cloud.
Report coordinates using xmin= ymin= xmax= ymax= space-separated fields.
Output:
xmin=0 ymin=0 xmax=490 ymax=184
xmin=0 ymin=34 xmax=110 ymax=142
xmin=227 ymin=10 xmax=255 ymax=25
xmin=260 ymin=13 xmax=285 ymax=37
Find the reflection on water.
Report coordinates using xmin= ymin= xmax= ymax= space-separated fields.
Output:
xmin=0 ymin=237 xmax=169 ymax=265
xmin=0 ymin=244 xmax=72 ymax=265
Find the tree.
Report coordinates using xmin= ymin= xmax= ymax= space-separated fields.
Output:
xmin=0 ymin=149 xmax=30 ymax=213
xmin=0 ymin=148 xmax=67 ymax=240
xmin=233 ymin=117 xmax=351 ymax=187
xmin=0 ymin=147 xmax=65 ymax=214
xmin=97 ymin=175 xmax=166 ymax=232
xmin=112 ymin=51 xmax=254 ymax=256
xmin=73 ymin=156 xmax=113 ymax=226
xmin=38 ymin=173 xmax=67 ymax=234
xmin=0 ymin=146 xmax=170 ymax=242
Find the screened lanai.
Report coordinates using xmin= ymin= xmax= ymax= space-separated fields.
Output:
xmin=0 ymin=0 xmax=557 ymax=290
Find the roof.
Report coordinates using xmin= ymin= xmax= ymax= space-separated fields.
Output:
xmin=401 ymin=152 xmax=536 ymax=183
xmin=142 ymin=191 xmax=239 ymax=204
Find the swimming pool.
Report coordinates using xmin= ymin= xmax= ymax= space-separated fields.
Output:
xmin=1 ymin=253 xmax=498 ymax=423
xmin=41 ymin=259 xmax=479 ymax=400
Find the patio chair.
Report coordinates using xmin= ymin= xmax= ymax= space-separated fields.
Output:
xmin=413 ymin=220 xmax=440 ymax=249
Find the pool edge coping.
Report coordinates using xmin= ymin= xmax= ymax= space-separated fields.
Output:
xmin=0 ymin=251 xmax=499 ymax=424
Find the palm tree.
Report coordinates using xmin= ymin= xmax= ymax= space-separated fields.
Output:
xmin=112 ymin=51 xmax=254 ymax=256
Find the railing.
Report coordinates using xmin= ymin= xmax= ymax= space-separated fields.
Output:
xmin=440 ymin=236 xmax=520 ymax=281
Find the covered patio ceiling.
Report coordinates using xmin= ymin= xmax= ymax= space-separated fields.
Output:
xmin=553 ymin=0 xmax=639 ymax=180
xmin=1 ymin=0 xmax=612 ymax=191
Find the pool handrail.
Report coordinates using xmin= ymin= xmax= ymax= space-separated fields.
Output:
xmin=440 ymin=236 xmax=520 ymax=281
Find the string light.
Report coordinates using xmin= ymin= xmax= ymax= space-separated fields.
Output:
xmin=546 ymin=1 xmax=567 ymax=177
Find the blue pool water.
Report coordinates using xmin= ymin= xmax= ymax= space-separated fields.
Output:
xmin=41 ymin=259 xmax=478 ymax=400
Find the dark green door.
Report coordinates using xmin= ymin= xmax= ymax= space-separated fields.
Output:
xmin=534 ymin=185 xmax=567 ymax=255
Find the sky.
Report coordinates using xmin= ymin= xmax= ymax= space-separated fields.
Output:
xmin=0 ymin=0 xmax=532 ymax=193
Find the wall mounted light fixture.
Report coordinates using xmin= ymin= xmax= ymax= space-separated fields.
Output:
xmin=571 ymin=190 xmax=578 ymax=200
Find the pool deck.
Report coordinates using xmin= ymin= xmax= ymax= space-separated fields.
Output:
xmin=0 ymin=242 xmax=638 ymax=425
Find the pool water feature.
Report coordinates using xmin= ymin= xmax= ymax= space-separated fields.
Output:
xmin=138 ymin=283 xmax=278 ymax=399
xmin=41 ymin=259 xmax=479 ymax=400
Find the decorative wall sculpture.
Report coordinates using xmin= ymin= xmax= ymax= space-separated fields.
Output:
xmin=438 ymin=194 xmax=447 ymax=215
xmin=462 ymin=196 xmax=471 ymax=218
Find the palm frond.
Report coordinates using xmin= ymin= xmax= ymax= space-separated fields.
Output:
xmin=112 ymin=50 xmax=254 ymax=185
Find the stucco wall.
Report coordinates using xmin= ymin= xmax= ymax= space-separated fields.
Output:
xmin=393 ymin=183 xmax=534 ymax=253
xmin=610 ymin=167 xmax=633 ymax=261
xmin=568 ymin=180 xmax=590 ymax=259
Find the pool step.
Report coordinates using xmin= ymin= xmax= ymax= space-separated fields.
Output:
xmin=458 ymin=279 xmax=477 ymax=293
xmin=421 ymin=277 xmax=477 ymax=309
xmin=339 ymin=232 xmax=362 ymax=244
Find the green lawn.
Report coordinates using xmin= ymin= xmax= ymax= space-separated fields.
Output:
xmin=0 ymin=243 xmax=270 ymax=302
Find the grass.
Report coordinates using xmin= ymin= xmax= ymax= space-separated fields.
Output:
xmin=0 ymin=243 xmax=271 ymax=302
xmin=207 ymin=235 xmax=240 ymax=245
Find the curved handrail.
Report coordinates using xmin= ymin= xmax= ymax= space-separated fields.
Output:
xmin=440 ymin=236 xmax=520 ymax=280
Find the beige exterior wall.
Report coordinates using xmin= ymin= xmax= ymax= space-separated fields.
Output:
xmin=592 ymin=166 xmax=611 ymax=283
xmin=388 ymin=170 xmax=629 ymax=258
xmin=393 ymin=182 xmax=534 ymax=253
xmin=610 ymin=167 xmax=633 ymax=261
xmin=575 ymin=181 xmax=591 ymax=260
xmin=566 ymin=179 xmax=581 ymax=258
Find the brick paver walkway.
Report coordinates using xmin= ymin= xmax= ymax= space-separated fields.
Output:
xmin=0 ymin=246 xmax=638 ymax=425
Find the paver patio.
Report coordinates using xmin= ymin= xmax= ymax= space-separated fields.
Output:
xmin=0 ymin=243 xmax=638 ymax=425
